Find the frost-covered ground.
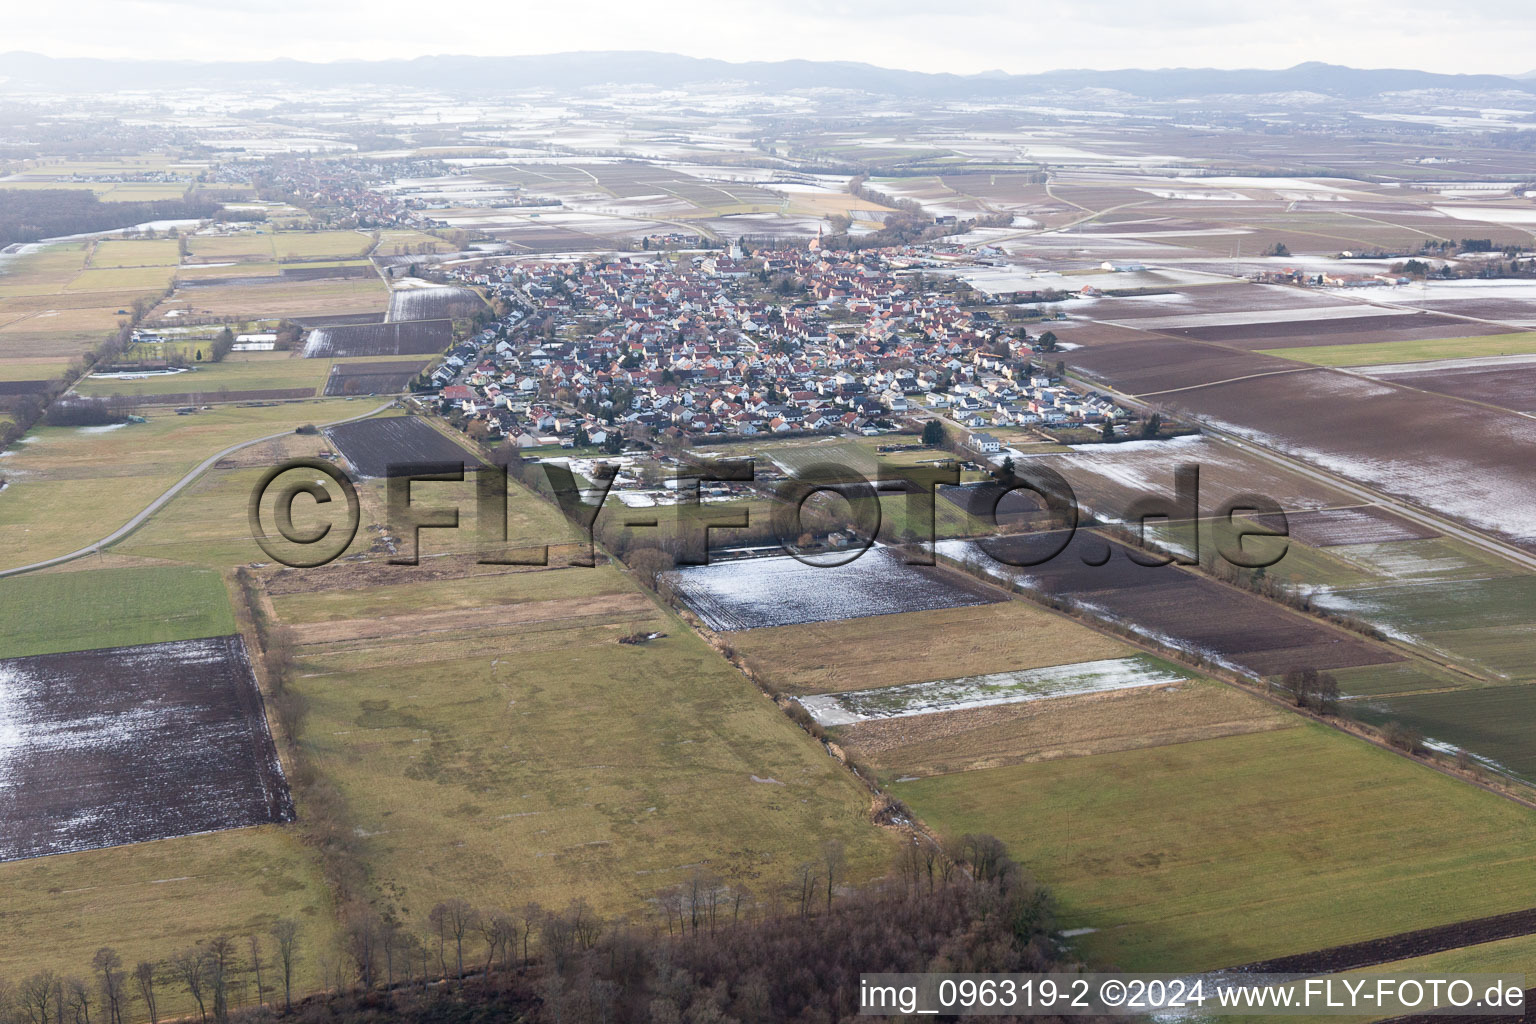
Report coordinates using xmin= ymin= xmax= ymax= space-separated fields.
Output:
xmin=0 ymin=635 xmax=293 ymax=861
xmin=797 ymin=655 xmax=1186 ymax=725
xmin=663 ymin=546 xmax=997 ymax=631
xmin=1100 ymin=302 xmax=1394 ymax=331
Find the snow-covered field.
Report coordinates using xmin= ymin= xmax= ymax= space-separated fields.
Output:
xmin=796 ymin=655 xmax=1187 ymax=726
xmin=0 ymin=636 xmax=293 ymax=861
xmin=663 ymin=546 xmax=997 ymax=631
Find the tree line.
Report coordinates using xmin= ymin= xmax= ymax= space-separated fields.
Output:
xmin=0 ymin=189 xmax=221 ymax=248
xmin=0 ymin=833 xmax=1098 ymax=1024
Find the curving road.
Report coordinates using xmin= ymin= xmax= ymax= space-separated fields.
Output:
xmin=0 ymin=399 xmax=397 ymax=579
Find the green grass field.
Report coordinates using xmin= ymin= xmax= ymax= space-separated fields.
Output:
xmin=0 ymin=399 xmax=363 ymax=571
xmin=1318 ymin=574 xmax=1536 ymax=681
xmin=894 ymin=725 xmax=1536 ymax=971
xmin=1360 ymin=683 xmax=1536 ymax=782
xmin=0 ymin=564 xmax=236 ymax=659
xmin=1261 ymin=332 xmax=1536 ymax=367
xmin=74 ymin=351 xmax=332 ymax=398
xmin=89 ymin=239 xmax=182 ymax=268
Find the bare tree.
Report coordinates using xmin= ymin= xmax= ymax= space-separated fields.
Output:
xmin=133 ymin=963 xmax=157 ymax=1024
xmin=476 ymin=911 xmax=511 ymax=975
xmin=269 ymin=920 xmax=298 ymax=1012
xmin=18 ymin=971 xmax=58 ymax=1024
xmin=520 ymin=903 xmax=541 ymax=967
xmin=792 ymin=861 xmax=820 ymax=919
xmin=379 ymin=916 xmax=403 ymax=992
xmin=205 ymin=936 xmax=237 ymax=1024
xmin=822 ymin=840 xmax=846 ymax=913
xmin=343 ymin=903 xmax=381 ymax=990
xmin=171 ymin=950 xmax=208 ymax=1024
xmin=65 ymin=977 xmax=91 ymax=1024
xmin=246 ymin=936 xmax=264 ymax=1010
xmin=91 ymin=950 xmax=124 ymax=1024
xmin=429 ymin=899 xmax=477 ymax=980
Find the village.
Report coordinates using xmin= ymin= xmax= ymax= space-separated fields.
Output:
xmin=423 ymin=241 xmax=1136 ymax=455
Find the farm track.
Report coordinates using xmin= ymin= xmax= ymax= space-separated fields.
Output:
xmin=1224 ymin=905 xmax=1536 ymax=976
xmin=0 ymin=399 xmax=397 ymax=579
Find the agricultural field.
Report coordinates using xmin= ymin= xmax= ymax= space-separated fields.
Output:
xmin=0 ymin=563 xmax=235 ymax=658
xmin=663 ymin=547 xmax=1001 ymax=631
xmin=729 ymin=600 xmax=1128 ymax=695
xmin=184 ymin=229 xmax=375 ymax=263
xmin=74 ymin=351 xmax=333 ymax=399
xmin=0 ymin=635 xmax=292 ymax=861
xmin=1267 ymin=505 xmax=1438 ymax=547
xmin=0 ymin=827 xmax=333 ymax=1006
xmin=797 ymin=654 xmax=1189 ymax=725
xmin=0 ymin=239 xmax=174 ymax=378
xmin=302 ymin=319 xmax=451 ymax=357
xmin=386 ymin=284 xmax=487 ymax=321
xmin=1357 ymin=684 xmax=1536 ymax=781
xmin=833 ymin=677 xmax=1295 ymax=779
xmin=155 ymin=275 xmax=388 ymax=321
xmin=323 ymin=414 xmax=481 ymax=477
xmin=1359 ymin=354 xmax=1536 ymax=413
xmin=940 ymin=531 xmax=1402 ymax=678
xmin=894 ymin=724 xmax=1536 ymax=970
xmin=0 ymin=399 xmax=364 ymax=571
xmin=322 ymin=358 xmax=428 ymax=396
xmin=88 ymin=238 xmax=181 ymax=267
xmin=1261 ymin=331 xmax=1536 ymax=366
xmin=1172 ymin=311 xmax=1495 ymax=350
xmin=1064 ymin=338 xmax=1536 ymax=551
xmin=259 ymin=554 xmax=895 ymax=919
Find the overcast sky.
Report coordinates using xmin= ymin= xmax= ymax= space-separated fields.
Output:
xmin=10 ymin=0 xmax=1536 ymax=76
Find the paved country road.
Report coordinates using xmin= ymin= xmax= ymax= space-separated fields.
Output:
xmin=0 ymin=399 xmax=397 ymax=579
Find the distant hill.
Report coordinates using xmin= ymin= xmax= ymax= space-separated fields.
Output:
xmin=2 ymin=51 xmax=1533 ymax=99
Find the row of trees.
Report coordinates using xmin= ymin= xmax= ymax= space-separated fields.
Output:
xmin=0 ymin=834 xmax=1070 ymax=1024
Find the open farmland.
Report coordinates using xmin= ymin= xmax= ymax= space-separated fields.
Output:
xmin=729 ymin=600 xmax=1129 ymax=694
xmin=1035 ymin=433 xmax=1359 ymax=523
xmin=1261 ymin=331 xmax=1536 ymax=366
xmin=386 ymin=284 xmax=486 ymax=321
xmin=1359 ymin=354 xmax=1536 ymax=413
xmin=663 ymin=546 xmax=1001 ymax=631
xmin=1314 ymin=572 xmax=1536 ymax=682
xmin=834 ymin=679 xmax=1294 ymax=779
xmin=1364 ymin=685 xmax=1536 ymax=783
xmin=0 ymin=400 xmax=366 ymax=571
xmin=154 ymin=275 xmax=388 ymax=321
xmin=258 ymin=556 xmax=894 ymax=919
xmin=74 ymin=352 xmax=333 ymax=399
xmin=323 ymin=414 xmax=480 ymax=477
xmin=1261 ymin=505 xmax=1439 ymax=547
xmin=0 ymin=635 xmax=292 ymax=861
xmin=0 ymin=827 xmax=333 ymax=1007
xmin=894 ymin=724 xmax=1536 ymax=970
xmin=323 ymin=358 xmax=429 ymax=396
xmin=302 ymin=318 xmax=451 ymax=357
xmin=0 ymin=564 xmax=235 ymax=658
xmin=939 ymin=532 xmax=1402 ymax=678
xmin=1170 ymin=311 xmax=1495 ymax=350
xmin=797 ymin=654 xmax=1189 ymax=725
xmin=1065 ymin=337 xmax=1536 ymax=550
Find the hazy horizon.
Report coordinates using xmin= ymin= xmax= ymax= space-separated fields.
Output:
xmin=5 ymin=0 xmax=1535 ymax=79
